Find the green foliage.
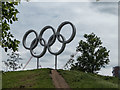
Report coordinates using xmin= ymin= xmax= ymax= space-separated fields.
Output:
xmin=58 ymin=70 xmax=118 ymax=88
xmin=0 ymin=1 xmax=20 ymax=52
xmin=3 ymin=52 xmax=23 ymax=71
xmin=71 ymin=33 xmax=110 ymax=73
xmin=2 ymin=68 xmax=54 ymax=88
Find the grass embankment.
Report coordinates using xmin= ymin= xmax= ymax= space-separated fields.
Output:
xmin=2 ymin=68 xmax=54 ymax=88
xmin=58 ymin=70 xmax=119 ymax=88
xmin=2 ymin=68 xmax=119 ymax=88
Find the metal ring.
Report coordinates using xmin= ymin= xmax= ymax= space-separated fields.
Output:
xmin=30 ymin=38 xmax=47 ymax=58
xmin=22 ymin=30 xmax=38 ymax=50
xmin=39 ymin=26 xmax=56 ymax=47
xmin=57 ymin=21 xmax=76 ymax=44
xmin=48 ymin=34 xmax=66 ymax=55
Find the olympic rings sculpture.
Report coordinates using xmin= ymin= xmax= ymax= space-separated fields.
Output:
xmin=22 ymin=21 xmax=76 ymax=58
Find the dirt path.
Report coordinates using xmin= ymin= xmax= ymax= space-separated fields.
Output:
xmin=51 ymin=70 xmax=71 ymax=89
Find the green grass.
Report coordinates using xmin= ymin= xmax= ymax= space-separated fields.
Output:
xmin=58 ymin=69 xmax=119 ymax=88
xmin=2 ymin=68 xmax=54 ymax=88
xmin=2 ymin=68 xmax=119 ymax=88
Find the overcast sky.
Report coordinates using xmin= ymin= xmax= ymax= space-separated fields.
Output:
xmin=1 ymin=1 xmax=118 ymax=76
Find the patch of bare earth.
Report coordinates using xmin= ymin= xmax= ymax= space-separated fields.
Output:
xmin=50 ymin=70 xmax=71 ymax=90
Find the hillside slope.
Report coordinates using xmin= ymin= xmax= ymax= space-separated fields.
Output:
xmin=2 ymin=68 xmax=54 ymax=88
xmin=58 ymin=70 xmax=119 ymax=88
xmin=2 ymin=68 xmax=119 ymax=88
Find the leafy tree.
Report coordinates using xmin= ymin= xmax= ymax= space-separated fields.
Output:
xmin=70 ymin=33 xmax=110 ymax=73
xmin=63 ymin=52 xmax=78 ymax=70
xmin=0 ymin=1 xmax=20 ymax=52
xmin=3 ymin=52 xmax=23 ymax=71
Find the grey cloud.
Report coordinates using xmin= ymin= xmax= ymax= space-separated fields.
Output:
xmin=90 ymin=2 xmax=118 ymax=15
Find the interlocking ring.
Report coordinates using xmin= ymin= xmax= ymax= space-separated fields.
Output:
xmin=22 ymin=21 xmax=76 ymax=58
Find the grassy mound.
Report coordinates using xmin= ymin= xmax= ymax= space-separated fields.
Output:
xmin=58 ymin=70 xmax=119 ymax=88
xmin=2 ymin=68 xmax=119 ymax=88
xmin=2 ymin=68 xmax=54 ymax=88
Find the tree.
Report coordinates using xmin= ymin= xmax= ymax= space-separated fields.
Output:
xmin=3 ymin=52 xmax=23 ymax=71
xmin=70 ymin=33 xmax=110 ymax=73
xmin=63 ymin=52 xmax=78 ymax=70
xmin=0 ymin=1 xmax=20 ymax=52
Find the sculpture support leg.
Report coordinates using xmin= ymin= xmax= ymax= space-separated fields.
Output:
xmin=55 ymin=55 xmax=57 ymax=70
xmin=37 ymin=58 xmax=39 ymax=69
